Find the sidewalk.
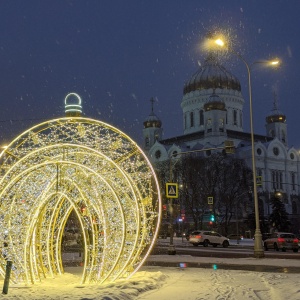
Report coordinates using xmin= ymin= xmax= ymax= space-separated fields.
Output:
xmin=146 ymin=254 xmax=300 ymax=269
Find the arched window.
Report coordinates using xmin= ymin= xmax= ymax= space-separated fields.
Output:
xmin=219 ymin=118 xmax=224 ymax=132
xmin=190 ymin=112 xmax=194 ymax=127
xmin=145 ymin=137 xmax=149 ymax=147
xmin=233 ymin=110 xmax=237 ymax=125
xmin=282 ymin=130 xmax=286 ymax=143
xmin=272 ymin=170 xmax=283 ymax=190
xmin=199 ymin=110 xmax=204 ymax=126
xmin=291 ymin=172 xmax=296 ymax=190
xmin=240 ymin=111 xmax=242 ymax=127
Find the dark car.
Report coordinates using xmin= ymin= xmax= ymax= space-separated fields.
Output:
xmin=264 ymin=232 xmax=299 ymax=252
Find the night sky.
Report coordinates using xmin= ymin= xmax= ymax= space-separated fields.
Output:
xmin=0 ymin=1 xmax=299 ymax=148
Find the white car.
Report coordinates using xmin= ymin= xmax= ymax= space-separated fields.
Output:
xmin=188 ymin=230 xmax=230 ymax=248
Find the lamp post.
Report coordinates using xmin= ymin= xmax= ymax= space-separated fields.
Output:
xmin=241 ymin=55 xmax=265 ymax=258
xmin=213 ymin=38 xmax=279 ymax=258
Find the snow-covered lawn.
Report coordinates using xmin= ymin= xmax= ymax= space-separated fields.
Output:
xmin=2 ymin=259 xmax=300 ymax=300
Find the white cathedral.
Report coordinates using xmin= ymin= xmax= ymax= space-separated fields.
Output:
xmin=143 ymin=54 xmax=300 ymax=230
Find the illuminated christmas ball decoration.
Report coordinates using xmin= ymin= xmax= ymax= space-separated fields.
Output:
xmin=0 ymin=113 xmax=161 ymax=284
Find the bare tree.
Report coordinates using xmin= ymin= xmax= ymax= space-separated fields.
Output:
xmin=155 ymin=153 xmax=252 ymax=234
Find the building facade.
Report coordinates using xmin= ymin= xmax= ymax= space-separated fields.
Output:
xmin=143 ymin=54 xmax=300 ymax=230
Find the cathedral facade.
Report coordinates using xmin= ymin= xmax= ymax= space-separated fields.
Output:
xmin=143 ymin=54 xmax=300 ymax=230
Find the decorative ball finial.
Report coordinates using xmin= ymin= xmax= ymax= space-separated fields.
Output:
xmin=65 ymin=93 xmax=82 ymax=117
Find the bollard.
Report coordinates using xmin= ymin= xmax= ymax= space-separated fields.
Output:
xmin=2 ymin=260 xmax=12 ymax=295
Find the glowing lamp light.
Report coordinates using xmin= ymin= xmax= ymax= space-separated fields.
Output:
xmin=271 ymin=60 xmax=279 ymax=65
xmin=215 ymin=38 xmax=224 ymax=47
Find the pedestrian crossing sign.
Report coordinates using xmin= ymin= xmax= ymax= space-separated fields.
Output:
xmin=256 ymin=176 xmax=262 ymax=186
xmin=166 ymin=183 xmax=178 ymax=198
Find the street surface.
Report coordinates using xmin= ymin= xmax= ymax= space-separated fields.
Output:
xmin=153 ymin=237 xmax=300 ymax=259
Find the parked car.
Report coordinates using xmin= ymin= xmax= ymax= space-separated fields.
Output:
xmin=263 ymin=232 xmax=299 ymax=252
xmin=188 ymin=230 xmax=230 ymax=248
xmin=227 ymin=234 xmax=243 ymax=240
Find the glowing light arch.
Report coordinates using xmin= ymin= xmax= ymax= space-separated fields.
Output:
xmin=0 ymin=117 xmax=161 ymax=284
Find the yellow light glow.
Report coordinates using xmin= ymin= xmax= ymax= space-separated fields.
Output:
xmin=215 ymin=38 xmax=225 ymax=47
xmin=0 ymin=117 xmax=161 ymax=285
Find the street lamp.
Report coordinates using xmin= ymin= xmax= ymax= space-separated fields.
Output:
xmin=212 ymin=37 xmax=279 ymax=258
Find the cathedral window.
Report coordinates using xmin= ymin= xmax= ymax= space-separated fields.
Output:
xmin=233 ymin=110 xmax=237 ymax=125
xmin=239 ymin=111 xmax=242 ymax=127
xmin=219 ymin=118 xmax=224 ymax=132
xmin=154 ymin=130 xmax=160 ymax=141
xmin=291 ymin=172 xmax=296 ymax=191
xmin=273 ymin=147 xmax=279 ymax=156
xmin=190 ymin=112 xmax=194 ymax=127
xmin=272 ymin=170 xmax=283 ymax=190
xmin=184 ymin=114 xmax=187 ymax=129
xmin=155 ymin=150 xmax=161 ymax=159
xmin=199 ymin=110 xmax=204 ymax=126
xmin=145 ymin=137 xmax=149 ymax=147
xmin=282 ymin=130 xmax=286 ymax=143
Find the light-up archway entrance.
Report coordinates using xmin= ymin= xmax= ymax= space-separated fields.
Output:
xmin=0 ymin=117 xmax=161 ymax=285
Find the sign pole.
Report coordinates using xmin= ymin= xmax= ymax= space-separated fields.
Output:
xmin=167 ymin=158 xmax=177 ymax=255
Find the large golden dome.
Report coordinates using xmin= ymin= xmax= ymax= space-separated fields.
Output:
xmin=183 ymin=54 xmax=241 ymax=95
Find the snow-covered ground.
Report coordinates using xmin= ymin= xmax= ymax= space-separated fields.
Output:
xmin=2 ymin=255 xmax=300 ymax=299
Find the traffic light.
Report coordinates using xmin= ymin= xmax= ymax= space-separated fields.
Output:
xmin=162 ymin=204 xmax=167 ymax=218
xmin=210 ymin=214 xmax=215 ymax=222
